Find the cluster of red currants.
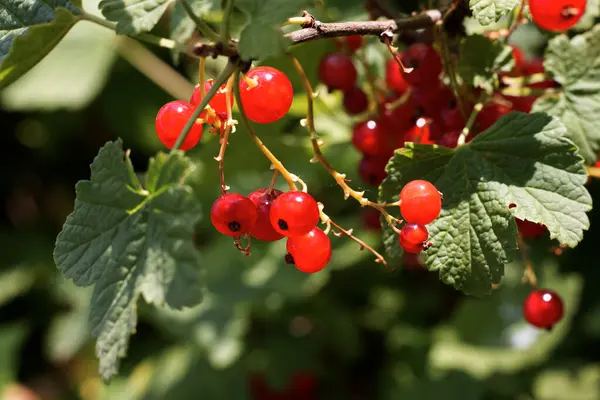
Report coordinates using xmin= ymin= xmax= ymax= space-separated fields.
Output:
xmin=154 ymin=66 xmax=294 ymax=150
xmin=210 ymin=189 xmax=332 ymax=274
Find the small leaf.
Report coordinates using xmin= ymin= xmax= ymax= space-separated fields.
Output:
xmin=170 ymin=0 xmax=216 ymax=47
xmin=53 ymin=140 xmax=203 ymax=381
xmin=235 ymin=0 xmax=314 ymax=61
xmin=574 ymin=0 xmax=599 ymax=31
xmin=456 ymin=34 xmax=514 ymax=93
xmin=99 ymin=0 xmax=172 ymax=34
xmin=0 ymin=4 xmax=80 ymax=89
xmin=469 ymin=0 xmax=519 ymax=25
xmin=533 ymin=25 xmax=600 ymax=164
xmin=379 ymin=112 xmax=591 ymax=296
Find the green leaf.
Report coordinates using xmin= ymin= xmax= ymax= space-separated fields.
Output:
xmin=456 ymin=34 xmax=514 ymax=93
xmin=0 ymin=3 xmax=81 ymax=89
xmin=379 ymin=112 xmax=591 ymax=296
xmin=0 ymin=323 xmax=29 ymax=388
xmin=170 ymin=0 xmax=216 ymax=48
xmin=53 ymin=140 xmax=203 ymax=381
xmin=235 ymin=0 xmax=314 ymax=61
xmin=574 ymin=0 xmax=599 ymax=31
xmin=99 ymin=0 xmax=172 ymax=34
xmin=535 ymin=364 xmax=600 ymax=400
xmin=469 ymin=0 xmax=519 ymax=25
xmin=533 ymin=26 xmax=600 ymax=164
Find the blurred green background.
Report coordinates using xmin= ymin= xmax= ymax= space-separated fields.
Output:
xmin=1 ymin=0 xmax=600 ymax=399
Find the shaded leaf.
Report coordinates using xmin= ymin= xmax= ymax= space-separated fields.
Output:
xmin=469 ymin=0 xmax=519 ymax=25
xmin=99 ymin=0 xmax=172 ymax=34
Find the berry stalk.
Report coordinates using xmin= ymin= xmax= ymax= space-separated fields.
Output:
xmin=178 ymin=0 xmax=220 ymax=42
xmin=457 ymin=97 xmax=485 ymax=146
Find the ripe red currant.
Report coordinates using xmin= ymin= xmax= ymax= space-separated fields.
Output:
xmin=343 ymin=87 xmax=369 ymax=115
xmin=385 ymin=58 xmax=409 ymax=93
xmin=318 ymin=53 xmax=357 ymax=91
xmin=399 ymin=180 xmax=442 ymax=225
xmin=476 ymin=103 xmax=512 ymax=132
xmin=529 ymin=0 xmax=586 ymax=32
xmin=155 ymin=101 xmax=203 ymax=150
xmin=190 ymin=79 xmax=234 ymax=120
xmin=210 ymin=193 xmax=258 ymax=236
xmin=380 ymin=95 xmax=417 ymax=134
xmin=440 ymin=98 xmax=466 ymax=131
xmin=404 ymin=120 xmax=434 ymax=145
xmin=336 ymin=35 xmax=363 ymax=53
xmin=239 ymin=66 xmax=293 ymax=124
xmin=270 ymin=191 xmax=320 ymax=237
xmin=358 ymin=155 xmax=388 ymax=187
xmin=516 ymin=218 xmax=547 ymax=238
xmin=523 ymin=289 xmax=564 ymax=329
xmin=398 ymin=224 xmax=428 ymax=253
xmin=352 ymin=119 xmax=393 ymax=157
xmin=286 ymin=228 xmax=332 ymax=273
xmin=401 ymin=43 xmax=443 ymax=87
xmin=247 ymin=188 xmax=285 ymax=242
xmin=437 ymin=130 xmax=461 ymax=149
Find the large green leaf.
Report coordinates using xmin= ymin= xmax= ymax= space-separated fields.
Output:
xmin=469 ymin=0 xmax=519 ymax=25
xmin=0 ymin=0 xmax=81 ymax=89
xmin=99 ymin=0 xmax=172 ymax=34
xmin=533 ymin=26 xmax=600 ymax=164
xmin=379 ymin=112 xmax=591 ymax=296
xmin=53 ymin=140 xmax=203 ymax=382
xmin=235 ymin=0 xmax=314 ymax=61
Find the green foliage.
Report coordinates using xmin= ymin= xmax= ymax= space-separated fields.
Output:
xmin=380 ymin=113 xmax=591 ymax=296
xmin=235 ymin=0 xmax=314 ymax=61
xmin=534 ymin=364 xmax=600 ymax=400
xmin=469 ymin=0 xmax=520 ymax=26
xmin=456 ymin=34 xmax=514 ymax=93
xmin=170 ymin=0 xmax=216 ymax=62
xmin=533 ymin=26 xmax=600 ymax=164
xmin=53 ymin=140 xmax=203 ymax=381
xmin=99 ymin=0 xmax=172 ymax=34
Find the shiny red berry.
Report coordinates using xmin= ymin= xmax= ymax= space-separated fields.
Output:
xmin=398 ymin=224 xmax=428 ymax=253
xmin=404 ymin=120 xmax=434 ymax=145
xmin=385 ymin=58 xmax=409 ymax=93
xmin=210 ymin=193 xmax=258 ymax=236
xmin=358 ymin=155 xmax=388 ymax=187
xmin=380 ymin=96 xmax=417 ymax=134
xmin=336 ymin=35 xmax=363 ymax=53
xmin=440 ymin=98 xmax=466 ymax=131
xmin=270 ymin=191 xmax=320 ymax=237
xmin=155 ymin=101 xmax=203 ymax=150
xmin=476 ymin=103 xmax=512 ymax=132
xmin=399 ymin=180 xmax=442 ymax=225
xmin=343 ymin=87 xmax=369 ymax=115
xmin=529 ymin=0 xmax=586 ymax=31
xmin=247 ymin=188 xmax=284 ymax=242
xmin=516 ymin=218 xmax=547 ymax=238
xmin=239 ymin=66 xmax=293 ymax=124
xmin=190 ymin=79 xmax=234 ymax=120
xmin=352 ymin=119 xmax=393 ymax=156
xmin=286 ymin=228 xmax=332 ymax=273
xmin=524 ymin=289 xmax=564 ymax=329
xmin=319 ymin=53 xmax=357 ymax=91
xmin=401 ymin=44 xmax=443 ymax=87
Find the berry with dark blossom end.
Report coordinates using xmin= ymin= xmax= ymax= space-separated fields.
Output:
xmin=155 ymin=101 xmax=203 ymax=150
xmin=239 ymin=66 xmax=293 ymax=124
xmin=247 ymin=188 xmax=285 ymax=242
xmin=190 ymin=78 xmax=234 ymax=121
xmin=286 ymin=227 xmax=332 ymax=273
xmin=385 ymin=58 xmax=409 ymax=93
xmin=398 ymin=224 xmax=428 ymax=253
xmin=270 ymin=191 xmax=320 ymax=237
xmin=399 ymin=180 xmax=442 ymax=225
xmin=343 ymin=87 xmax=369 ymax=115
xmin=358 ymin=155 xmax=388 ymax=187
xmin=319 ymin=53 xmax=357 ymax=91
xmin=210 ymin=193 xmax=258 ymax=236
xmin=523 ymin=289 xmax=564 ymax=329
xmin=401 ymin=43 xmax=443 ymax=87
xmin=529 ymin=0 xmax=586 ymax=32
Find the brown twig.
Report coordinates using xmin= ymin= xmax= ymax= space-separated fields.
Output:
xmin=329 ymin=219 xmax=390 ymax=270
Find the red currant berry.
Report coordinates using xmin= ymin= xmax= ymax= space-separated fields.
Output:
xmin=210 ymin=193 xmax=258 ymax=236
xmin=385 ymin=58 xmax=409 ymax=93
xmin=352 ymin=119 xmax=393 ymax=156
xmin=318 ymin=53 xmax=357 ymax=91
xmin=523 ymin=289 xmax=564 ymax=329
xmin=404 ymin=119 xmax=435 ymax=145
xmin=398 ymin=223 xmax=428 ymax=253
xmin=401 ymin=44 xmax=443 ymax=87
xmin=511 ymin=46 xmax=526 ymax=75
xmin=270 ymin=191 xmax=320 ymax=237
xmin=437 ymin=130 xmax=461 ymax=149
xmin=476 ymin=103 xmax=512 ymax=132
xmin=190 ymin=79 xmax=234 ymax=120
xmin=399 ymin=180 xmax=442 ymax=225
xmin=343 ymin=87 xmax=369 ymax=115
xmin=247 ymin=188 xmax=284 ymax=242
xmin=380 ymin=95 xmax=417 ymax=134
xmin=516 ymin=218 xmax=547 ymax=238
xmin=358 ymin=155 xmax=388 ymax=187
xmin=155 ymin=101 xmax=203 ymax=150
xmin=239 ymin=66 xmax=293 ymax=124
xmin=504 ymin=95 xmax=536 ymax=113
xmin=286 ymin=228 xmax=332 ymax=273
xmin=529 ymin=0 xmax=586 ymax=32
xmin=440 ymin=98 xmax=466 ymax=131
xmin=336 ymin=35 xmax=363 ymax=53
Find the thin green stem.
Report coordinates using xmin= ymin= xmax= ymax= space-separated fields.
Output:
xmin=457 ymin=99 xmax=484 ymax=146
xmin=178 ymin=0 xmax=220 ymax=42
xmin=171 ymin=61 xmax=237 ymax=151
xmin=220 ymin=0 xmax=235 ymax=44
xmin=439 ymin=30 xmax=467 ymax=121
